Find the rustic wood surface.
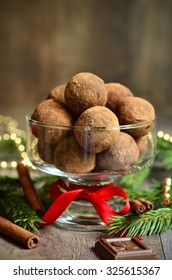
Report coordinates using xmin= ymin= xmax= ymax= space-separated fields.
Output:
xmin=0 ymin=221 xmax=171 ymax=260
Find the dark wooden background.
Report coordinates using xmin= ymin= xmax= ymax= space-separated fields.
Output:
xmin=0 ymin=0 xmax=172 ymax=131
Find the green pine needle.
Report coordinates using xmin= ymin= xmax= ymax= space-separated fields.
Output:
xmin=0 ymin=175 xmax=21 ymax=193
xmin=0 ymin=195 xmax=43 ymax=232
xmin=108 ymin=208 xmax=172 ymax=237
xmin=125 ymin=180 xmax=163 ymax=206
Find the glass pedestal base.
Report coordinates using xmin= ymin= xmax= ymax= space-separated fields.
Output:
xmin=53 ymin=200 xmax=106 ymax=231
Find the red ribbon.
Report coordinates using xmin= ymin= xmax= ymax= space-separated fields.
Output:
xmin=40 ymin=179 xmax=130 ymax=226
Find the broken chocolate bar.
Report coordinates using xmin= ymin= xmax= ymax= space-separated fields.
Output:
xmin=95 ymin=237 xmax=158 ymax=260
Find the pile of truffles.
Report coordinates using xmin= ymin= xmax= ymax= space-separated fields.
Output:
xmin=31 ymin=72 xmax=155 ymax=174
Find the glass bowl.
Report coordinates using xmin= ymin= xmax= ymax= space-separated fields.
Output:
xmin=26 ymin=114 xmax=156 ymax=230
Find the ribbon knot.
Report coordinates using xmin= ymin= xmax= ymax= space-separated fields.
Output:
xmin=41 ymin=179 xmax=130 ymax=226
xmin=79 ymin=189 xmax=96 ymax=201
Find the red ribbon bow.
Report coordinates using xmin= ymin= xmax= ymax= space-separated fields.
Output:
xmin=41 ymin=179 xmax=130 ymax=226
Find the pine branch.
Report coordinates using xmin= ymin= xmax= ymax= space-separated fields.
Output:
xmin=125 ymin=180 xmax=162 ymax=206
xmin=0 ymin=195 xmax=43 ymax=231
xmin=108 ymin=208 xmax=172 ymax=237
xmin=0 ymin=176 xmax=21 ymax=193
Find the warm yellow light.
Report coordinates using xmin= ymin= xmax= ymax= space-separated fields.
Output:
xmin=3 ymin=133 xmax=10 ymax=140
xmin=164 ymin=133 xmax=170 ymax=141
xmin=21 ymin=151 xmax=27 ymax=158
xmin=18 ymin=144 xmax=25 ymax=152
xmin=15 ymin=137 xmax=22 ymax=144
xmin=157 ymin=131 xmax=164 ymax=138
xmin=11 ymin=161 xmax=17 ymax=168
xmin=1 ymin=161 xmax=7 ymax=168
xmin=10 ymin=133 xmax=17 ymax=140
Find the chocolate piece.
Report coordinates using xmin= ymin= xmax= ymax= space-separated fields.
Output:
xmin=95 ymin=237 xmax=158 ymax=260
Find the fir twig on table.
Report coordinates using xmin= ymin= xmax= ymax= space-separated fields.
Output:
xmin=0 ymin=195 xmax=43 ymax=232
xmin=108 ymin=208 xmax=172 ymax=237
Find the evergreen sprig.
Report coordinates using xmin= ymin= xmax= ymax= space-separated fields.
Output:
xmin=0 ymin=195 xmax=43 ymax=232
xmin=125 ymin=180 xmax=162 ymax=206
xmin=0 ymin=175 xmax=21 ymax=193
xmin=0 ymin=174 xmax=50 ymax=231
xmin=108 ymin=208 xmax=172 ymax=237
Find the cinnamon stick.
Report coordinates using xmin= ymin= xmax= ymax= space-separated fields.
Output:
xmin=17 ymin=162 xmax=45 ymax=217
xmin=0 ymin=216 xmax=40 ymax=249
xmin=138 ymin=198 xmax=154 ymax=211
xmin=130 ymin=199 xmax=146 ymax=214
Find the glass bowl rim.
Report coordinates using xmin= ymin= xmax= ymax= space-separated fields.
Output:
xmin=26 ymin=112 xmax=156 ymax=131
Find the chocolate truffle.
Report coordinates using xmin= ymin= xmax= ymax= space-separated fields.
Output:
xmin=106 ymin=82 xmax=133 ymax=113
xmin=31 ymin=98 xmax=74 ymax=144
xmin=64 ymin=72 xmax=108 ymax=115
xmin=54 ymin=135 xmax=95 ymax=173
xmin=37 ymin=140 xmax=56 ymax=164
xmin=96 ymin=132 xmax=139 ymax=172
xmin=135 ymin=135 xmax=148 ymax=157
xmin=47 ymin=84 xmax=65 ymax=104
xmin=74 ymin=106 xmax=120 ymax=153
xmin=116 ymin=96 xmax=155 ymax=137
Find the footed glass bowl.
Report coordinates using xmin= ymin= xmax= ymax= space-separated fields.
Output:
xmin=26 ymin=114 xmax=156 ymax=231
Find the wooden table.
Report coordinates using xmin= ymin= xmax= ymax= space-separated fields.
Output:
xmin=0 ymin=220 xmax=171 ymax=260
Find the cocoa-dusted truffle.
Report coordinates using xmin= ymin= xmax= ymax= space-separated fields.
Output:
xmin=74 ymin=106 xmax=120 ymax=153
xmin=31 ymin=99 xmax=74 ymax=144
xmin=37 ymin=140 xmax=56 ymax=164
xmin=116 ymin=96 xmax=155 ymax=137
xmin=64 ymin=72 xmax=108 ymax=115
xmin=135 ymin=135 xmax=148 ymax=157
xmin=96 ymin=132 xmax=139 ymax=172
xmin=47 ymin=84 xmax=65 ymax=104
xmin=54 ymin=135 xmax=95 ymax=173
xmin=106 ymin=83 xmax=133 ymax=113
